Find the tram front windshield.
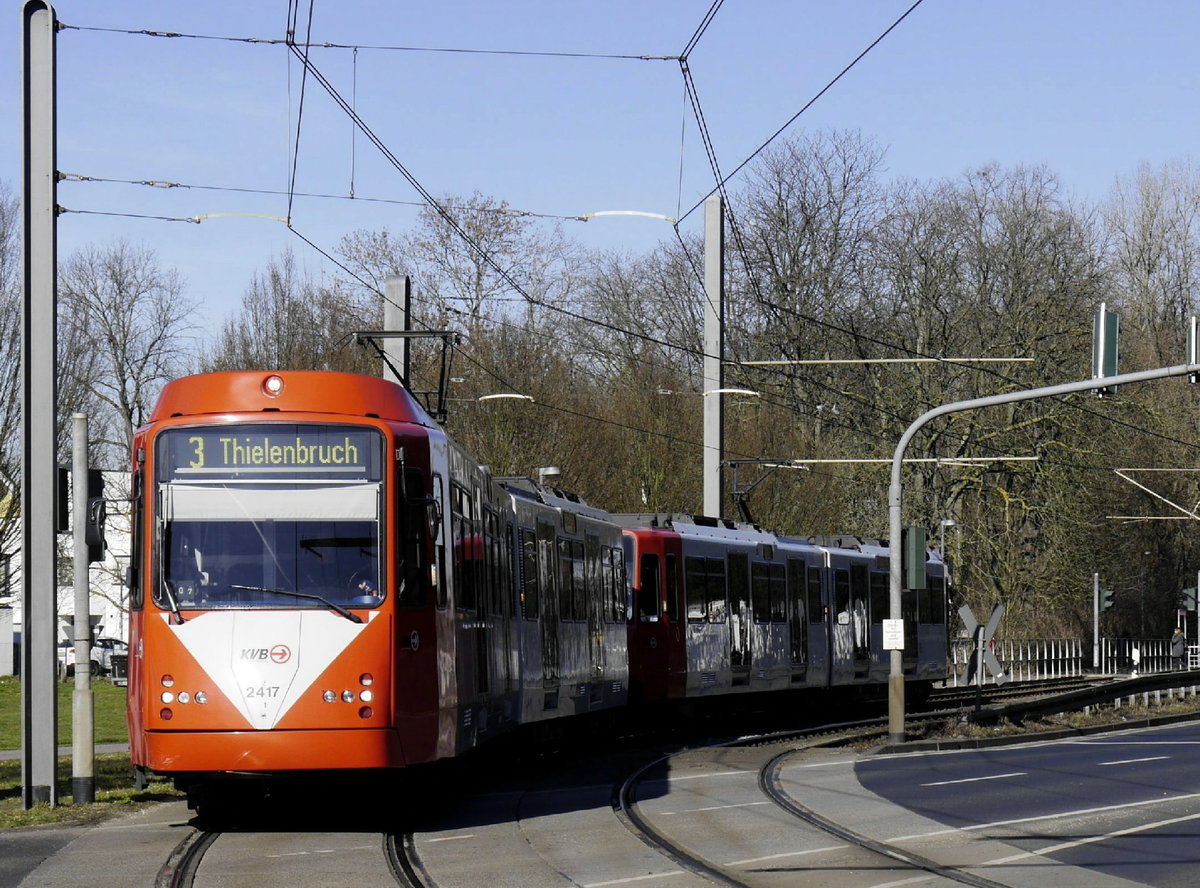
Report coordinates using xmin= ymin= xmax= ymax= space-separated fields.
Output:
xmin=154 ymin=424 xmax=384 ymax=612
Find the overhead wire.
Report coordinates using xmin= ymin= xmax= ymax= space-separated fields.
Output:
xmin=60 ymin=9 xmax=1200 ymax=478
xmin=59 ymin=22 xmax=681 ymax=61
xmin=677 ymin=0 xmax=928 ymax=225
xmin=285 ymin=0 xmax=317 ymax=224
xmin=58 ymin=172 xmax=595 ymax=221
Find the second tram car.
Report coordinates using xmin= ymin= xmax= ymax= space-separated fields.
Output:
xmin=621 ymin=516 xmax=947 ymax=703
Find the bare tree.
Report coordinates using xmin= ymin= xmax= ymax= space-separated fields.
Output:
xmin=0 ymin=182 xmax=21 ymax=604
xmin=338 ymin=192 xmax=581 ymax=336
xmin=204 ymin=249 xmax=378 ymax=373
xmin=59 ymin=240 xmax=200 ymax=463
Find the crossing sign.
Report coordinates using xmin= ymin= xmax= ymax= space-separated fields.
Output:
xmin=959 ymin=603 xmax=1008 ymax=685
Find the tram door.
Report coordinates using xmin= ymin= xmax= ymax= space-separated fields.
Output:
xmin=786 ymin=558 xmax=808 ymax=682
xmin=850 ymin=563 xmax=871 ymax=678
xmin=537 ymin=520 xmax=559 ymax=684
xmin=586 ymin=533 xmax=605 ymax=678
xmin=728 ymin=552 xmax=751 ymax=679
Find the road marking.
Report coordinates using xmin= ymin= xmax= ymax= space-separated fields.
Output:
xmin=661 ymin=800 xmax=771 ymax=815
xmin=887 ymin=791 xmax=1200 ymax=842
xmin=1099 ymin=755 xmax=1170 ymax=766
xmin=646 ymin=769 xmax=749 ymax=782
xmin=919 ymin=772 xmax=1026 ymax=787
xmin=726 ymin=844 xmax=848 ymax=866
xmin=867 ymin=878 xmax=940 ymax=888
xmin=983 ymin=810 xmax=1200 ymax=866
xmin=582 ymin=871 xmax=687 ymax=887
xmin=424 ymin=834 xmax=476 ymax=843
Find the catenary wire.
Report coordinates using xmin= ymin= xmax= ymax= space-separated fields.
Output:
xmin=59 ymin=22 xmax=681 ymax=61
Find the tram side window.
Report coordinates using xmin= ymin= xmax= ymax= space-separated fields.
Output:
xmin=664 ymin=553 xmax=680 ymax=624
xmin=807 ymin=565 xmax=824 ymax=623
xmin=752 ymin=563 xmax=770 ymax=623
xmin=834 ymin=569 xmax=850 ymax=624
xmin=129 ymin=463 xmax=144 ymax=609
xmin=769 ymin=564 xmax=786 ymax=622
xmin=685 ymin=556 xmax=707 ymax=621
xmin=924 ymin=575 xmax=946 ymax=623
xmin=520 ymin=528 xmax=538 ymax=619
xmin=638 ymin=554 xmax=660 ymax=622
xmin=558 ymin=538 xmax=584 ymax=621
xmin=751 ymin=562 xmax=787 ymax=623
xmin=397 ymin=467 xmax=428 ymax=608
xmin=869 ymin=572 xmax=888 ymax=624
xmin=451 ymin=482 xmax=479 ymax=613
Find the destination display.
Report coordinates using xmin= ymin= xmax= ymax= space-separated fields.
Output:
xmin=159 ymin=424 xmax=382 ymax=479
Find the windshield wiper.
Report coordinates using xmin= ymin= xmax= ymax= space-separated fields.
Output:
xmin=231 ymin=584 xmax=363 ymax=623
xmin=161 ymin=582 xmax=186 ymax=624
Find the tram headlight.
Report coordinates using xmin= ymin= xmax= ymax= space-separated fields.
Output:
xmin=177 ymin=692 xmax=191 ymax=704
xmin=160 ymin=674 xmax=175 ymax=688
xmin=341 ymin=689 xmax=355 ymax=703
xmin=323 ymin=690 xmax=337 ymax=703
xmin=262 ymin=374 xmax=285 ymax=397
xmin=359 ymin=673 xmax=374 ymax=686
xmin=160 ymin=691 xmax=175 ymax=704
xmin=359 ymin=689 xmax=374 ymax=703
xmin=194 ymin=691 xmax=208 ymax=704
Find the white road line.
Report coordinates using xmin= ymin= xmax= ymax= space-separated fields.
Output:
xmin=423 ymin=834 xmax=476 ymax=843
xmin=660 ymin=800 xmax=771 ymax=815
xmin=887 ymin=791 xmax=1200 ymax=842
xmin=919 ymin=772 xmax=1026 ymax=787
xmin=983 ymin=810 xmax=1200 ymax=866
xmin=1099 ymin=755 xmax=1170 ymax=766
xmin=581 ymin=871 xmax=688 ymax=887
xmin=866 ymin=877 xmax=942 ymax=888
xmin=726 ymin=844 xmax=848 ymax=866
xmin=642 ymin=769 xmax=750 ymax=783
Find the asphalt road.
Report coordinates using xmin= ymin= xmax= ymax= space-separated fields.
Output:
xmin=855 ymin=720 xmax=1200 ymax=887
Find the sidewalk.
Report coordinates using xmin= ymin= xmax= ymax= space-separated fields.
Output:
xmin=0 ymin=743 xmax=128 ymax=762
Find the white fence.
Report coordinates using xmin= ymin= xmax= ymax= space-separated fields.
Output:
xmin=946 ymin=636 xmax=1194 ymax=686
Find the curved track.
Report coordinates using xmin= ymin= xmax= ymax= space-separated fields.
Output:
xmin=156 ymin=826 xmax=421 ymax=888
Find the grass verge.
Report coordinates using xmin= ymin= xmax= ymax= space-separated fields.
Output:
xmin=0 ymin=675 xmax=182 ymax=829
xmin=0 ymin=753 xmax=183 ymax=829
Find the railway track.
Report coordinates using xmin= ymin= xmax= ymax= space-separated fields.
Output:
xmin=157 ymin=825 xmax=421 ymax=888
xmin=150 ymin=679 xmax=1136 ymax=888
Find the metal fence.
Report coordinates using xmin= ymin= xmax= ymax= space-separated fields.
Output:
xmin=1099 ymin=637 xmax=1198 ymax=675
xmin=945 ymin=636 xmax=1194 ymax=686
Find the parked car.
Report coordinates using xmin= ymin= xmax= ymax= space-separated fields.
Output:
xmin=92 ymin=637 xmax=128 ymax=673
xmin=57 ymin=637 xmax=126 ymax=676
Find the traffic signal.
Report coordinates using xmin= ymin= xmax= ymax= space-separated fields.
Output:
xmin=1100 ymin=588 xmax=1116 ymax=612
xmin=902 ymin=525 xmax=927 ymax=591
xmin=86 ymin=469 xmax=106 ymax=564
xmin=1183 ymin=587 xmax=1198 ymax=612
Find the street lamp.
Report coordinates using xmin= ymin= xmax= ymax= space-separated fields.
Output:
xmin=478 ymin=393 xmax=534 ymax=403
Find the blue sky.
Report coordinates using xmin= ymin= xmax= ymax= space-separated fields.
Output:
xmin=5 ymin=1 xmax=1200 ymax=333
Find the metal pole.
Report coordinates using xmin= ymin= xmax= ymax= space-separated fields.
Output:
xmin=383 ymin=275 xmax=410 ymax=387
xmin=1093 ymin=572 xmax=1100 ymax=670
xmin=888 ymin=358 xmax=1200 ymax=744
xmin=21 ymin=0 xmax=58 ymax=809
xmin=71 ymin=414 xmax=94 ymax=803
xmin=703 ymin=195 xmax=724 ymax=519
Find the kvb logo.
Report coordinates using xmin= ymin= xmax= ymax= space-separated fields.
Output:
xmin=239 ymin=644 xmax=292 ymax=663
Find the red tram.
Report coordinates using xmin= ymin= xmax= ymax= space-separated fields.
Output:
xmin=126 ymin=370 xmax=946 ymax=807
